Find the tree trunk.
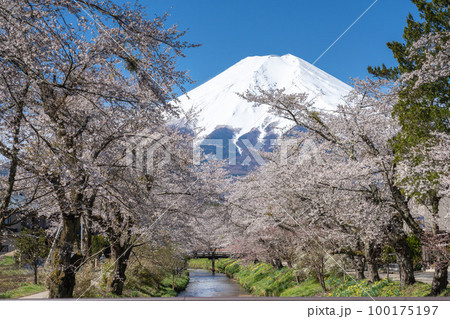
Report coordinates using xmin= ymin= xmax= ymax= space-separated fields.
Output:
xmin=429 ymin=260 xmax=448 ymax=296
xmin=387 ymin=215 xmax=415 ymax=288
xmin=0 ymin=100 xmax=24 ymax=239
xmin=34 ymin=261 xmax=38 ymax=285
xmin=81 ymin=193 xmax=96 ymax=262
xmin=318 ymin=273 xmax=327 ymax=292
xmin=396 ymin=251 xmax=416 ymax=288
xmin=429 ymin=195 xmax=448 ymax=296
xmin=108 ymin=242 xmax=132 ymax=295
xmin=392 ymin=235 xmax=416 ymax=288
xmin=364 ymin=241 xmax=380 ymax=282
xmin=316 ymin=257 xmax=327 ymax=292
xmin=81 ymin=216 xmax=92 ymax=261
xmin=355 ymin=256 xmax=365 ymax=280
xmin=48 ymin=214 xmax=82 ymax=298
xmin=367 ymin=260 xmax=380 ymax=283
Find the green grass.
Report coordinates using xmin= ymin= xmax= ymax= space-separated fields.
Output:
xmin=280 ymin=277 xmax=323 ymax=297
xmin=329 ymin=278 xmax=393 ymax=297
xmin=329 ymin=278 xmax=450 ymax=297
xmin=0 ymin=256 xmax=15 ymax=266
xmin=0 ymin=256 xmax=28 ymax=276
xmin=158 ymin=274 xmax=190 ymax=297
xmin=0 ymin=283 xmax=46 ymax=299
xmin=75 ymin=271 xmax=190 ymax=298
xmin=0 ymin=255 xmax=44 ymax=298
xmin=380 ymin=281 xmax=450 ymax=297
xmin=77 ymin=268 xmax=190 ymax=298
xmin=121 ymin=271 xmax=190 ymax=298
xmin=187 ymin=258 xmax=213 ymax=270
xmin=73 ymin=257 xmax=191 ymax=299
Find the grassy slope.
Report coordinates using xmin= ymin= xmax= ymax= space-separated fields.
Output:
xmin=1 ymin=255 xmax=189 ymax=299
xmin=74 ymin=259 xmax=190 ymax=298
xmin=188 ymin=258 xmax=450 ymax=297
xmin=0 ymin=256 xmax=47 ymax=299
xmin=0 ymin=283 xmax=46 ymax=299
xmin=123 ymin=271 xmax=190 ymax=298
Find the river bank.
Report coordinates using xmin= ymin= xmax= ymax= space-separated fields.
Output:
xmin=188 ymin=258 xmax=450 ymax=297
xmin=71 ymin=260 xmax=190 ymax=298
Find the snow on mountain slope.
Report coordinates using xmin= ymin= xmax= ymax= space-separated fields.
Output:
xmin=176 ymin=54 xmax=352 ymax=139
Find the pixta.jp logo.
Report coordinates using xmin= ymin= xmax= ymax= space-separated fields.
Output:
xmin=125 ymin=130 xmax=171 ymax=174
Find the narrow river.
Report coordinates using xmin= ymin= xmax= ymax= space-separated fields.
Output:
xmin=178 ymin=269 xmax=246 ymax=297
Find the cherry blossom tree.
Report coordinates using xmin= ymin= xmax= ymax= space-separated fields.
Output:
xmin=0 ymin=0 xmax=197 ymax=297
xmin=238 ymin=78 xmax=422 ymax=287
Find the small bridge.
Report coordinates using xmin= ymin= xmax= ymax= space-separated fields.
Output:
xmin=193 ymin=251 xmax=232 ymax=259
xmin=191 ymin=250 xmax=233 ymax=273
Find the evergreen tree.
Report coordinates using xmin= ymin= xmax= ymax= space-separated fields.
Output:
xmin=368 ymin=0 xmax=449 ymax=153
xmin=15 ymin=228 xmax=49 ymax=284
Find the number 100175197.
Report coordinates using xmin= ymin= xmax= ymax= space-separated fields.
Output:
xmin=368 ymin=306 xmax=438 ymax=316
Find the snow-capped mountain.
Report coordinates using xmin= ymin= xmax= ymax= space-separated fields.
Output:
xmin=177 ymin=54 xmax=351 ymax=136
xmin=175 ymin=54 xmax=352 ymax=174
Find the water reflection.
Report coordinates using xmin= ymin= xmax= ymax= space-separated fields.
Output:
xmin=178 ymin=269 xmax=245 ymax=297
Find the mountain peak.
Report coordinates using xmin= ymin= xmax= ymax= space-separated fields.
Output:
xmin=177 ymin=54 xmax=351 ymax=138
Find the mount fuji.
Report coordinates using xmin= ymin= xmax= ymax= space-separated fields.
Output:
xmin=175 ymin=54 xmax=352 ymax=174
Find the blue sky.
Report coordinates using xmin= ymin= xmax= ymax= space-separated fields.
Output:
xmin=135 ymin=0 xmax=419 ymax=91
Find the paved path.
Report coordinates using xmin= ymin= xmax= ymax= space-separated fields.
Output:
xmin=379 ymin=270 xmax=449 ymax=284
xmin=20 ymin=290 xmax=49 ymax=299
xmin=349 ymin=269 xmax=448 ymax=284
